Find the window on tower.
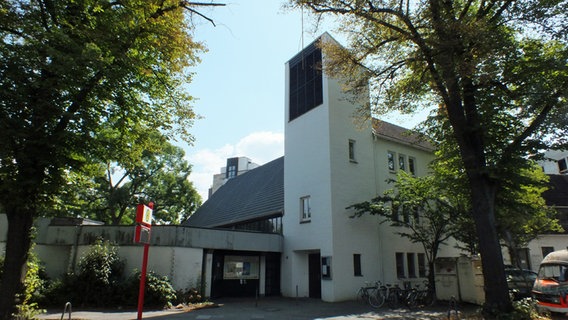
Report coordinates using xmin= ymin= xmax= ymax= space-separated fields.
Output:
xmin=288 ymin=42 xmax=323 ymax=121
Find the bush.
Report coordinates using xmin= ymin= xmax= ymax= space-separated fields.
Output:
xmin=39 ymin=239 xmax=177 ymax=310
xmin=175 ymin=287 xmax=205 ymax=305
xmin=123 ymin=270 xmax=177 ymax=308
xmin=0 ymin=248 xmax=48 ymax=320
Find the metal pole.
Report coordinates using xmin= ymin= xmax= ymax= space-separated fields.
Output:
xmin=137 ymin=242 xmax=150 ymax=320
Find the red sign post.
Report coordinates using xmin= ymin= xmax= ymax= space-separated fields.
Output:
xmin=135 ymin=202 xmax=153 ymax=320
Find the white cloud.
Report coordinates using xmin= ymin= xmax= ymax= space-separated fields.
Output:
xmin=187 ymin=131 xmax=284 ymax=201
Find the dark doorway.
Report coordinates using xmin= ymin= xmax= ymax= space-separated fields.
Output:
xmin=265 ymin=253 xmax=281 ymax=296
xmin=308 ymin=253 xmax=321 ymax=298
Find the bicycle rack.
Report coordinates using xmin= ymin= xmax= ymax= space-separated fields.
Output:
xmin=60 ymin=302 xmax=72 ymax=320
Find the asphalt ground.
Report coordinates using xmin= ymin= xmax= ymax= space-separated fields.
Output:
xmin=37 ymin=296 xmax=482 ymax=320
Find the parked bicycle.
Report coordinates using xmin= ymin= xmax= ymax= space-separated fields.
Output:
xmin=378 ymin=281 xmax=434 ymax=309
xmin=356 ymin=281 xmax=383 ymax=308
xmin=413 ymin=281 xmax=435 ymax=307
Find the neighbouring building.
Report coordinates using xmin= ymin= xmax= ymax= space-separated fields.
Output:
xmin=208 ymin=157 xmax=260 ymax=198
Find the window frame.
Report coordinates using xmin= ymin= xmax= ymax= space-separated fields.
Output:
xmin=407 ymin=253 xmax=416 ymax=278
xmin=559 ymin=158 xmax=567 ymax=174
xmin=542 ymin=246 xmax=555 ymax=259
xmin=408 ymin=157 xmax=416 ymax=175
xmin=300 ymin=196 xmax=311 ymax=223
xmin=387 ymin=151 xmax=396 ymax=172
xmin=417 ymin=253 xmax=427 ymax=278
xmin=353 ymin=254 xmax=362 ymax=277
xmin=348 ymin=139 xmax=357 ymax=163
xmin=398 ymin=154 xmax=406 ymax=171
xmin=396 ymin=252 xmax=405 ymax=278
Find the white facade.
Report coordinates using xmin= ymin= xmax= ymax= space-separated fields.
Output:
xmin=209 ymin=157 xmax=260 ymax=198
xmin=281 ymin=34 xmax=462 ymax=302
xmin=539 ymin=150 xmax=568 ymax=175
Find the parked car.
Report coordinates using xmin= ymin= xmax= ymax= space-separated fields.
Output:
xmin=505 ymin=267 xmax=537 ymax=300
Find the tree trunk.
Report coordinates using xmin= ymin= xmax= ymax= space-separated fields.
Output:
xmin=469 ymin=177 xmax=512 ymax=315
xmin=0 ymin=210 xmax=34 ymax=320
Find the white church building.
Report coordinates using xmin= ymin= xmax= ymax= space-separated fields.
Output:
xmin=185 ymin=33 xmax=463 ymax=301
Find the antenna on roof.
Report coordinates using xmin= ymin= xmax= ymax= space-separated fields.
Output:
xmin=301 ymin=5 xmax=305 ymax=50
xmin=299 ymin=4 xmax=305 ymax=69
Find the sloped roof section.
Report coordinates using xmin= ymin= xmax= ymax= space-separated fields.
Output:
xmin=184 ymin=157 xmax=284 ymax=228
xmin=372 ymin=119 xmax=434 ymax=151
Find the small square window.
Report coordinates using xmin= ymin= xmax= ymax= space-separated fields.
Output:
xmin=387 ymin=151 xmax=395 ymax=171
xmin=300 ymin=196 xmax=311 ymax=222
xmin=542 ymin=246 xmax=554 ymax=258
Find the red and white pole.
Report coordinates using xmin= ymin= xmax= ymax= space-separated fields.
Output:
xmin=136 ymin=202 xmax=153 ymax=320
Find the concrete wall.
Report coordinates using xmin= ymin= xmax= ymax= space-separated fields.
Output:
xmin=1 ymin=215 xmax=282 ymax=293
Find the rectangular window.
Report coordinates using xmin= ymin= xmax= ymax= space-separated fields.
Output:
xmin=542 ymin=246 xmax=554 ymax=258
xmin=396 ymin=252 xmax=405 ymax=278
xmin=559 ymin=158 xmax=567 ymax=173
xmin=403 ymin=208 xmax=410 ymax=224
xmin=348 ymin=139 xmax=356 ymax=162
xmin=223 ymin=256 xmax=260 ymax=279
xmin=399 ymin=154 xmax=406 ymax=171
xmin=353 ymin=254 xmax=362 ymax=276
xmin=227 ymin=165 xmax=237 ymax=178
xmin=407 ymin=253 xmax=416 ymax=278
xmin=300 ymin=196 xmax=311 ymax=222
xmin=413 ymin=208 xmax=420 ymax=224
xmin=408 ymin=157 xmax=416 ymax=175
xmin=289 ymin=42 xmax=323 ymax=121
xmin=418 ymin=253 xmax=426 ymax=277
xmin=387 ymin=151 xmax=395 ymax=171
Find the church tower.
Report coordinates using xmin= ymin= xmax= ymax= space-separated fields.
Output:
xmin=281 ymin=33 xmax=380 ymax=301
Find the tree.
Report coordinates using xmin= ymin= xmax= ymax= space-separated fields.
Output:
xmin=50 ymin=134 xmax=202 ymax=225
xmin=424 ymin=116 xmax=564 ymax=263
xmin=293 ymin=0 xmax=568 ymax=314
xmin=350 ymin=171 xmax=461 ymax=300
xmin=0 ymin=1 xmax=222 ymax=318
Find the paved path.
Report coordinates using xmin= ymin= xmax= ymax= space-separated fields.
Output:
xmin=38 ymin=297 xmax=478 ymax=320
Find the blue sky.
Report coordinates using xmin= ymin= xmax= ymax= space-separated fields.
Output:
xmin=182 ymin=1 xmax=425 ymax=200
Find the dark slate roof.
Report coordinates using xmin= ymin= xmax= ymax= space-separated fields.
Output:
xmin=544 ymin=174 xmax=568 ymax=207
xmin=372 ymin=119 xmax=434 ymax=151
xmin=184 ymin=157 xmax=284 ymax=228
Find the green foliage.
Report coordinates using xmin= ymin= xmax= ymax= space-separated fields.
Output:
xmin=0 ymin=251 xmax=47 ymax=320
xmin=123 ymin=271 xmax=177 ymax=308
xmin=39 ymin=239 xmax=177 ymax=309
xmin=493 ymin=298 xmax=546 ymax=320
xmin=56 ymin=138 xmax=202 ymax=225
xmin=0 ymin=0 xmax=210 ymax=316
xmin=72 ymin=238 xmax=126 ymax=307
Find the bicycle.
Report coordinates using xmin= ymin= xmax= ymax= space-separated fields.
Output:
xmin=385 ymin=283 xmax=402 ymax=308
xmin=413 ymin=281 xmax=435 ymax=308
xmin=356 ymin=282 xmax=382 ymax=308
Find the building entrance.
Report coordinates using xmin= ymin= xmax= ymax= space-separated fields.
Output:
xmin=308 ymin=252 xmax=321 ymax=298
